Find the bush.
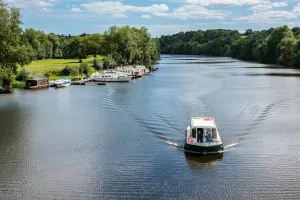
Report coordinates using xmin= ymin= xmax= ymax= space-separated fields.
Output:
xmin=93 ymin=58 xmax=101 ymax=71
xmin=79 ymin=62 xmax=90 ymax=78
xmin=16 ymin=68 xmax=30 ymax=81
xmin=0 ymin=73 xmax=12 ymax=88
xmin=103 ymin=54 xmax=116 ymax=69
xmin=11 ymin=81 xmax=25 ymax=88
xmin=60 ymin=65 xmax=79 ymax=76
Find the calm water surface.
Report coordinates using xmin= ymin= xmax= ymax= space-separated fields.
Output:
xmin=1 ymin=55 xmax=300 ymax=199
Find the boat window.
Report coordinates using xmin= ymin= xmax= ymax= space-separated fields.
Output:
xmin=212 ymin=128 xmax=217 ymax=139
xmin=192 ymin=128 xmax=196 ymax=138
xmin=197 ymin=128 xmax=204 ymax=142
xmin=205 ymin=128 xmax=212 ymax=137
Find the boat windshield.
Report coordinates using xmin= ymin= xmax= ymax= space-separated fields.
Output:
xmin=195 ymin=127 xmax=217 ymax=143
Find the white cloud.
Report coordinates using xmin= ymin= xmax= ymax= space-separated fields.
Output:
xmin=250 ymin=2 xmax=287 ymax=11
xmin=185 ymin=0 xmax=269 ymax=6
xmin=80 ymin=1 xmax=169 ymax=18
xmin=71 ymin=7 xmax=81 ymax=12
xmin=272 ymin=2 xmax=288 ymax=8
xmin=41 ymin=7 xmax=50 ymax=12
xmin=293 ymin=3 xmax=300 ymax=15
xmin=110 ymin=13 xmax=128 ymax=18
xmin=6 ymin=0 xmax=53 ymax=8
xmin=236 ymin=10 xmax=297 ymax=24
xmin=250 ymin=4 xmax=272 ymax=11
xmin=154 ymin=5 xmax=230 ymax=19
xmin=141 ymin=15 xmax=152 ymax=19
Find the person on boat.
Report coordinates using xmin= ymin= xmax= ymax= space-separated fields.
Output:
xmin=197 ymin=129 xmax=204 ymax=143
xmin=205 ymin=133 xmax=215 ymax=143
xmin=205 ymin=133 xmax=211 ymax=143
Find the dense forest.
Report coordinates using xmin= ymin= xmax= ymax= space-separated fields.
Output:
xmin=0 ymin=0 xmax=160 ymax=86
xmin=160 ymin=27 xmax=300 ymax=67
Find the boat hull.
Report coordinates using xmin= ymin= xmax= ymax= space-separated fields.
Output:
xmin=25 ymin=85 xmax=49 ymax=89
xmin=0 ymin=89 xmax=12 ymax=94
xmin=184 ymin=143 xmax=224 ymax=155
xmin=93 ymin=77 xmax=131 ymax=82
xmin=55 ymin=83 xmax=71 ymax=88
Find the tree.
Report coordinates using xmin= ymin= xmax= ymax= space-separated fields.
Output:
xmin=103 ymin=54 xmax=116 ymax=69
xmin=79 ymin=62 xmax=89 ymax=79
xmin=83 ymin=34 xmax=106 ymax=57
xmin=264 ymin=26 xmax=294 ymax=64
xmin=65 ymin=36 xmax=87 ymax=61
xmin=293 ymin=41 xmax=300 ymax=67
xmin=93 ymin=58 xmax=101 ymax=72
xmin=278 ymin=37 xmax=297 ymax=66
xmin=245 ymin=29 xmax=253 ymax=35
xmin=0 ymin=0 xmax=34 ymax=87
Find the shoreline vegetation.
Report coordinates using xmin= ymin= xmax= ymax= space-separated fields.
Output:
xmin=0 ymin=0 xmax=160 ymax=89
xmin=159 ymin=26 xmax=300 ymax=68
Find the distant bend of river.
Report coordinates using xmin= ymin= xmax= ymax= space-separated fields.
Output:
xmin=1 ymin=55 xmax=300 ymax=199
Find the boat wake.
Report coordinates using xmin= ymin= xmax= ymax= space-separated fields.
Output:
xmin=163 ymin=140 xmax=184 ymax=149
xmin=224 ymin=142 xmax=239 ymax=150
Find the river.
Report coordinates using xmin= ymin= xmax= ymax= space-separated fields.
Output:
xmin=1 ymin=55 xmax=300 ymax=199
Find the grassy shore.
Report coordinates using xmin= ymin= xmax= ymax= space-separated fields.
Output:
xmin=25 ymin=56 xmax=103 ymax=80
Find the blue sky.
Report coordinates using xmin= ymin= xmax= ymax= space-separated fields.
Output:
xmin=5 ymin=0 xmax=300 ymax=37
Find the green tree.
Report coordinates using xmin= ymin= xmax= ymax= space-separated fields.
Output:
xmin=293 ymin=41 xmax=300 ymax=67
xmin=103 ymin=54 xmax=116 ymax=69
xmin=65 ymin=36 xmax=87 ymax=61
xmin=84 ymin=34 xmax=106 ymax=57
xmin=278 ymin=37 xmax=297 ymax=66
xmin=263 ymin=26 xmax=294 ymax=64
xmin=0 ymin=0 xmax=34 ymax=87
xmin=79 ymin=62 xmax=89 ymax=78
xmin=93 ymin=58 xmax=101 ymax=72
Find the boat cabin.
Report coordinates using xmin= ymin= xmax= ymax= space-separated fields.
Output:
xmin=25 ymin=78 xmax=49 ymax=89
xmin=186 ymin=117 xmax=222 ymax=145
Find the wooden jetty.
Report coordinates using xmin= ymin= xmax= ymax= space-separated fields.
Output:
xmin=71 ymin=78 xmax=106 ymax=86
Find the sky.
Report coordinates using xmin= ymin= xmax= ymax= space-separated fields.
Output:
xmin=4 ymin=0 xmax=300 ymax=37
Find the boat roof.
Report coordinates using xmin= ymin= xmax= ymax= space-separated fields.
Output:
xmin=27 ymin=78 xmax=48 ymax=81
xmin=191 ymin=117 xmax=216 ymax=128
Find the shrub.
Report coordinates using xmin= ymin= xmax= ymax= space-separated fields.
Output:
xmin=11 ymin=81 xmax=25 ymax=88
xmin=93 ymin=58 xmax=101 ymax=71
xmin=79 ymin=62 xmax=90 ymax=78
xmin=103 ymin=54 xmax=116 ymax=69
xmin=0 ymin=73 xmax=12 ymax=88
xmin=16 ymin=68 xmax=30 ymax=81
xmin=60 ymin=65 xmax=79 ymax=76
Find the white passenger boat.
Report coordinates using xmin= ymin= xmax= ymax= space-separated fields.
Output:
xmin=184 ymin=117 xmax=224 ymax=154
xmin=55 ymin=78 xmax=71 ymax=88
xmin=92 ymin=70 xmax=131 ymax=82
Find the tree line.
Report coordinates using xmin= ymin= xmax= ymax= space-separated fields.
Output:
xmin=0 ymin=0 xmax=160 ymax=87
xmin=22 ymin=26 xmax=160 ymax=66
xmin=159 ymin=26 xmax=300 ymax=67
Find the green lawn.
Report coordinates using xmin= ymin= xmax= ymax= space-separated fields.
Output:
xmin=25 ymin=56 xmax=103 ymax=73
xmin=24 ymin=56 xmax=103 ymax=80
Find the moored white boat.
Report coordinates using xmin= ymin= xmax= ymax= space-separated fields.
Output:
xmin=184 ymin=117 xmax=224 ymax=155
xmin=92 ymin=70 xmax=131 ymax=82
xmin=55 ymin=78 xmax=71 ymax=88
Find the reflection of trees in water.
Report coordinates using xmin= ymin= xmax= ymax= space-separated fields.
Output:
xmin=0 ymin=106 xmax=30 ymax=199
xmin=185 ymin=153 xmax=223 ymax=170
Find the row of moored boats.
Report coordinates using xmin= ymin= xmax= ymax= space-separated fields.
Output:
xmin=52 ymin=66 xmax=157 ymax=88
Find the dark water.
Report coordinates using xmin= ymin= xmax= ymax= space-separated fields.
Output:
xmin=1 ymin=55 xmax=300 ymax=199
